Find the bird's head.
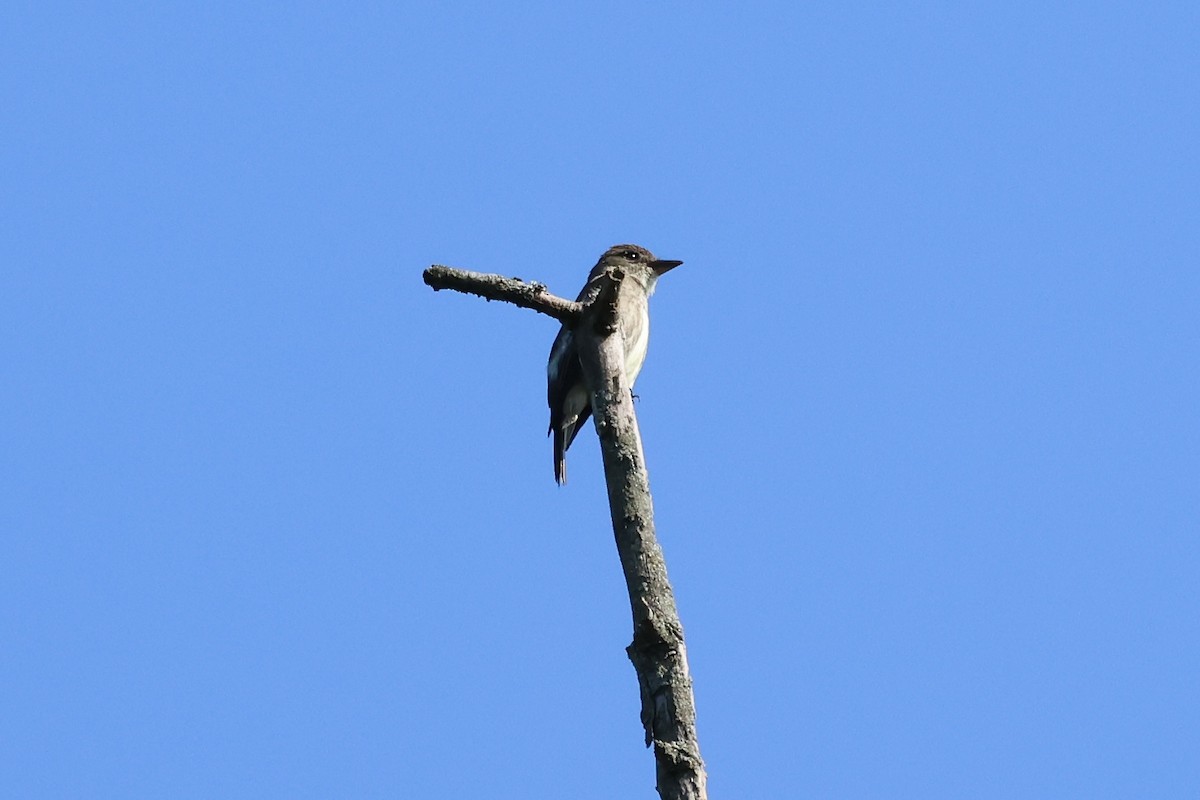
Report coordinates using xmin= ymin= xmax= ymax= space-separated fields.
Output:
xmin=598 ymin=244 xmax=683 ymax=289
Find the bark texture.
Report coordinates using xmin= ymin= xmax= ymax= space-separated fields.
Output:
xmin=423 ymin=265 xmax=582 ymax=323
xmin=423 ymin=264 xmax=706 ymax=800
xmin=576 ymin=268 xmax=707 ymax=800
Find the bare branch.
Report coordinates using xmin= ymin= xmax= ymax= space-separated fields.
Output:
xmin=590 ymin=266 xmax=624 ymax=336
xmin=423 ymin=265 xmax=582 ymax=324
xmin=576 ymin=270 xmax=708 ymax=800
xmin=423 ymin=262 xmax=707 ymax=800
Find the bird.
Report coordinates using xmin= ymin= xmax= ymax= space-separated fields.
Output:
xmin=546 ymin=244 xmax=683 ymax=485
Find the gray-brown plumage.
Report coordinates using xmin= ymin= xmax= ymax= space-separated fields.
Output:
xmin=546 ymin=244 xmax=682 ymax=484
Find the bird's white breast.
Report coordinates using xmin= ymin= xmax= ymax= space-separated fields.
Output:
xmin=624 ymin=307 xmax=650 ymax=385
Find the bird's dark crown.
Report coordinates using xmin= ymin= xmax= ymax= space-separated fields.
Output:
xmin=600 ymin=244 xmax=657 ymax=264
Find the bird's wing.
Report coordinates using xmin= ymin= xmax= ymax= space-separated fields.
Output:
xmin=547 ymin=328 xmax=579 ymax=418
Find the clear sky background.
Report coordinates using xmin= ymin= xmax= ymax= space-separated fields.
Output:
xmin=3 ymin=2 xmax=1197 ymax=798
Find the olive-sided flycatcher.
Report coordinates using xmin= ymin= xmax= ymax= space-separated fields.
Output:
xmin=546 ymin=244 xmax=683 ymax=484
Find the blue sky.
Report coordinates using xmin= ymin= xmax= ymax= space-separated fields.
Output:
xmin=3 ymin=2 xmax=1197 ymax=797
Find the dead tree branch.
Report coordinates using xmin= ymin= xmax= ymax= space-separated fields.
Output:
xmin=423 ymin=265 xmax=582 ymax=324
xmin=423 ymin=264 xmax=707 ymax=800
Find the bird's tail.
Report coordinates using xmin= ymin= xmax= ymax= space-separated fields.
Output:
xmin=552 ymin=426 xmax=568 ymax=485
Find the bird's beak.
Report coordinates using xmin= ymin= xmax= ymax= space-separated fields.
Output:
xmin=651 ymin=259 xmax=683 ymax=276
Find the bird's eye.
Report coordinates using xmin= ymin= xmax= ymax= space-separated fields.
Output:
xmin=626 ymin=250 xmax=640 ymax=260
